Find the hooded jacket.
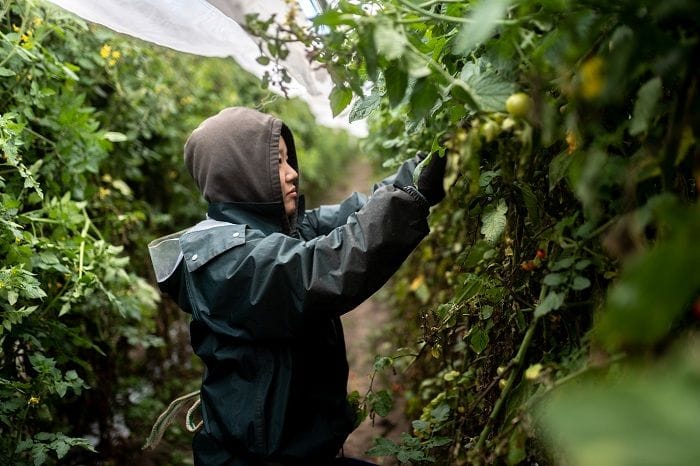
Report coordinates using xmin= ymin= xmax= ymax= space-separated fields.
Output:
xmin=148 ymin=107 xmax=430 ymax=465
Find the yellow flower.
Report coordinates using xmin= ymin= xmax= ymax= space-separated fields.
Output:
xmin=100 ymin=44 xmax=112 ymax=59
xmin=12 ymin=24 xmax=20 ymax=32
xmin=580 ymin=56 xmax=605 ymax=99
xmin=108 ymin=59 xmax=117 ymax=66
xmin=111 ymin=50 xmax=121 ymax=60
xmin=33 ymin=17 xmax=43 ymax=27
xmin=28 ymin=395 xmax=41 ymax=406
xmin=98 ymin=187 xmax=111 ymax=199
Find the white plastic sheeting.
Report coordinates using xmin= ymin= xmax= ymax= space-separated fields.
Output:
xmin=44 ymin=0 xmax=366 ymax=135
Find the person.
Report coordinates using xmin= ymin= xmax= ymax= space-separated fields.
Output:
xmin=148 ymin=107 xmax=446 ymax=465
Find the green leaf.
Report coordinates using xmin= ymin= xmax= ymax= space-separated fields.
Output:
xmin=367 ymin=437 xmax=399 ymax=457
xmin=373 ymin=22 xmax=406 ymax=61
xmin=54 ymin=439 xmax=70 ymax=458
xmin=374 ymin=356 xmax=393 ymax=371
xmin=470 ymin=328 xmax=489 ymax=353
xmin=595 ymin=202 xmax=700 ymax=348
xmin=543 ymin=273 xmax=564 ymax=287
xmin=460 ymin=59 xmax=515 ymax=111
xmin=455 ymin=0 xmax=511 ymax=55
xmin=349 ymin=92 xmax=381 ymax=122
xmin=551 ymin=257 xmax=575 ymax=271
xmin=329 ymin=86 xmax=352 ymax=117
xmin=371 ymin=390 xmax=393 ymax=417
xmin=8 ymin=290 xmax=18 ymax=306
xmin=481 ymin=199 xmax=508 ymax=243
xmin=385 ymin=64 xmax=408 ymax=107
xmin=255 ymin=55 xmax=270 ymax=65
xmin=103 ymin=131 xmax=127 ymax=142
xmin=538 ymin=343 xmax=700 ymax=466
xmin=572 ymin=276 xmax=591 ymax=290
xmin=534 ymin=291 xmax=565 ymax=318
xmin=312 ymin=10 xmax=356 ymax=27
xmin=408 ymin=78 xmax=438 ymax=120
xmin=0 ymin=67 xmax=16 ymax=77
xmin=549 ymin=150 xmax=574 ymax=191
xmin=629 ymin=77 xmax=662 ymax=136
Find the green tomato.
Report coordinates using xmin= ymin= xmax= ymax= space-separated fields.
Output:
xmin=481 ymin=120 xmax=500 ymax=142
xmin=505 ymin=92 xmax=532 ymax=118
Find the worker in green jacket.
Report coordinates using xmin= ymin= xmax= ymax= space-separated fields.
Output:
xmin=148 ymin=107 xmax=446 ymax=465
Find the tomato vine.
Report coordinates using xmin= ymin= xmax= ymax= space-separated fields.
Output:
xmin=249 ymin=0 xmax=700 ymax=463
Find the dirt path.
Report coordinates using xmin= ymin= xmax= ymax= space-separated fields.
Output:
xmin=341 ymin=299 xmax=407 ymax=465
xmin=323 ymin=159 xmax=409 ymax=465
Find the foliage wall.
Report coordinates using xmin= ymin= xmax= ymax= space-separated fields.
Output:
xmin=0 ymin=1 xmax=360 ymax=464
xmin=251 ymin=0 xmax=700 ymax=464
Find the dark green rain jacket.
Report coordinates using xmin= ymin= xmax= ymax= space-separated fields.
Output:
xmin=148 ymin=107 xmax=430 ymax=465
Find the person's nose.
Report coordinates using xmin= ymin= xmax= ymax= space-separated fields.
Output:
xmin=286 ymin=165 xmax=298 ymax=183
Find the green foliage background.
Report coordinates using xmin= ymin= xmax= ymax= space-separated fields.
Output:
xmin=251 ymin=0 xmax=700 ymax=464
xmin=0 ymin=1 xmax=359 ymax=464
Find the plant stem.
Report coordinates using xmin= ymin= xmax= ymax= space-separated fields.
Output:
xmin=77 ymin=208 xmax=90 ymax=279
xmin=474 ymin=286 xmax=548 ymax=454
xmin=396 ymin=0 xmax=518 ymax=25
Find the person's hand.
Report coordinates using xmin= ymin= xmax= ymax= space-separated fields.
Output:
xmin=414 ymin=151 xmax=447 ymax=206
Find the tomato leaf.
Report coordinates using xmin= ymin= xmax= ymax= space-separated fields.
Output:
xmin=329 ymin=85 xmax=352 ymax=117
xmin=455 ymin=0 xmax=511 ymax=55
xmin=629 ymin=77 xmax=662 ymax=136
xmin=460 ymin=59 xmax=515 ymax=112
xmin=385 ymin=64 xmax=408 ymax=107
xmin=534 ymin=291 xmax=565 ymax=318
xmin=349 ymin=91 xmax=381 ymax=122
xmin=481 ymin=199 xmax=508 ymax=243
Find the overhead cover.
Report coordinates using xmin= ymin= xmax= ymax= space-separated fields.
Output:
xmin=44 ymin=0 xmax=366 ymax=136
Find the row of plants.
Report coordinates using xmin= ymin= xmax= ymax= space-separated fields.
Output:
xmin=0 ymin=1 xmax=360 ymax=464
xmin=249 ymin=0 xmax=699 ymax=464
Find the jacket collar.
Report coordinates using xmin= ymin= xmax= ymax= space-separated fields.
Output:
xmin=207 ymin=197 xmax=305 ymax=236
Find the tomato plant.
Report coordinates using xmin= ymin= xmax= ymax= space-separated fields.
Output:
xmin=249 ymin=0 xmax=700 ymax=463
xmin=0 ymin=1 xmax=360 ymax=464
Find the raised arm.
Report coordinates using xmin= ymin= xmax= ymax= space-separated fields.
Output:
xmin=182 ymin=185 xmax=429 ymax=339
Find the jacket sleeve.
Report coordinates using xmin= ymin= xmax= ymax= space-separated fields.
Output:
xmin=186 ymin=185 xmax=429 ymax=340
xmin=297 ymin=156 xmax=421 ymax=240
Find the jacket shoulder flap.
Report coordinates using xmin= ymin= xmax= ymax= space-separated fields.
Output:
xmin=179 ymin=220 xmax=247 ymax=273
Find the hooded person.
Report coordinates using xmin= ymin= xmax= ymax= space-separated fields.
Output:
xmin=148 ymin=107 xmax=447 ymax=465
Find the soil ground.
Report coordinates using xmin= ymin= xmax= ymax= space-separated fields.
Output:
xmin=324 ymin=159 xmax=409 ymax=465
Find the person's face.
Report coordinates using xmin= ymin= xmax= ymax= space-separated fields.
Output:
xmin=278 ymin=136 xmax=298 ymax=216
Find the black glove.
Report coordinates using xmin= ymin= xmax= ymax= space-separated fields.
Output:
xmin=414 ymin=151 xmax=447 ymax=206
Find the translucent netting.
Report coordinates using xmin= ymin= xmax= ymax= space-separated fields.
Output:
xmin=45 ymin=0 xmax=365 ymax=135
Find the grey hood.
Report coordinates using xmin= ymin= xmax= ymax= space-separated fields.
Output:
xmin=184 ymin=107 xmax=299 ymax=232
